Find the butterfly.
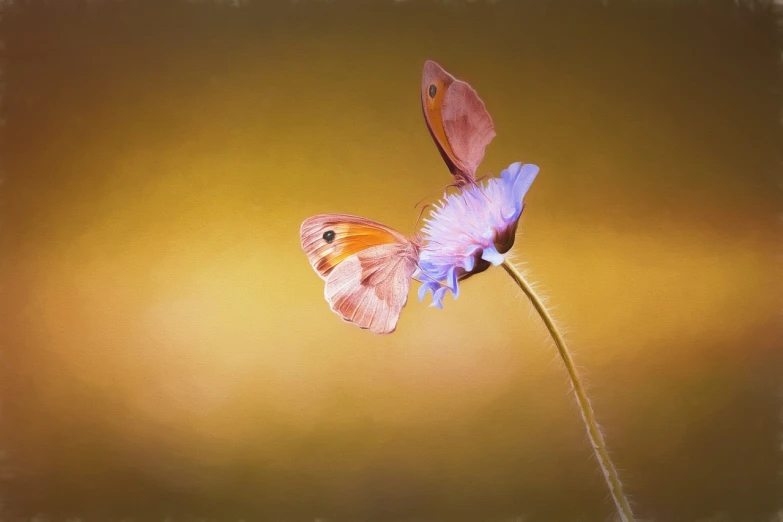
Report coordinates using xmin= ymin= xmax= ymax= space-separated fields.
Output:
xmin=299 ymin=214 xmax=422 ymax=335
xmin=421 ymin=60 xmax=496 ymax=187
xmin=300 ymin=61 xmax=494 ymax=334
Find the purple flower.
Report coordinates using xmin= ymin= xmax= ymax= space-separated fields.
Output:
xmin=414 ymin=162 xmax=539 ymax=308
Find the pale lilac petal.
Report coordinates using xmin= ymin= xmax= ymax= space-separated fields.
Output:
xmin=430 ymin=286 xmax=448 ymax=309
xmin=446 ymin=267 xmax=459 ymax=298
xmin=481 ymin=245 xmax=504 ymax=266
xmin=418 ymin=282 xmax=431 ymax=302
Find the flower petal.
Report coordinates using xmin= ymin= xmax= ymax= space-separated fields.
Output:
xmin=446 ymin=266 xmax=458 ymax=293
xmin=418 ymin=282 xmax=432 ymax=302
xmin=481 ymin=245 xmax=505 ymax=266
xmin=429 ymin=286 xmax=448 ymax=309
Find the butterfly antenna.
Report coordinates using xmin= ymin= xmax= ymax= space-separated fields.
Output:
xmin=413 ymin=203 xmax=432 ymax=232
xmin=413 ymin=180 xmax=461 ymax=210
xmin=413 ymin=191 xmax=433 ymax=210
xmin=474 ymin=172 xmax=492 ymax=184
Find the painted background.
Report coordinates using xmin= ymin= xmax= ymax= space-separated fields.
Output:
xmin=1 ymin=1 xmax=781 ymax=521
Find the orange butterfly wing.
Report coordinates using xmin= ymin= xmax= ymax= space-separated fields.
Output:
xmin=421 ymin=60 xmax=496 ymax=185
xmin=300 ymin=214 xmax=408 ymax=280
xmin=300 ymin=214 xmax=418 ymax=334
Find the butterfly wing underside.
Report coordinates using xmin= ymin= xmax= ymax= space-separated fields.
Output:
xmin=300 ymin=214 xmax=407 ymax=279
xmin=421 ymin=60 xmax=496 ymax=185
xmin=300 ymin=214 xmax=417 ymax=334
xmin=324 ymin=243 xmax=417 ymax=334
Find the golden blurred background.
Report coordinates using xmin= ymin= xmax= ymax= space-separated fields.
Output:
xmin=0 ymin=1 xmax=781 ymax=520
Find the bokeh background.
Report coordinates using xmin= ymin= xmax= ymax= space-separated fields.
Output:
xmin=1 ymin=0 xmax=781 ymax=521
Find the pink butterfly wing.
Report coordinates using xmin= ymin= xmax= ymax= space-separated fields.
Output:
xmin=441 ymin=80 xmax=496 ymax=181
xmin=324 ymin=243 xmax=418 ymax=335
xmin=421 ymin=60 xmax=496 ymax=184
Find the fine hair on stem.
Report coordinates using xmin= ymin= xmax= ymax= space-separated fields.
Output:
xmin=500 ymin=259 xmax=635 ymax=522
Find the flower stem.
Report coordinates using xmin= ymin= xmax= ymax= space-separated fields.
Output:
xmin=501 ymin=260 xmax=635 ymax=522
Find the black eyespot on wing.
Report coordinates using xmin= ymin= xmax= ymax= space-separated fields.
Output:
xmin=428 ymin=84 xmax=437 ymax=99
xmin=323 ymin=230 xmax=335 ymax=243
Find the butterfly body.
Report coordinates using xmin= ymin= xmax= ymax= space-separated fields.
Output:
xmin=300 ymin=214 xmax=419 ymax=335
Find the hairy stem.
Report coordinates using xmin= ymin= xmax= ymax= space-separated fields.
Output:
xmin=501 ymin=260 xmax=635 ymax=522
